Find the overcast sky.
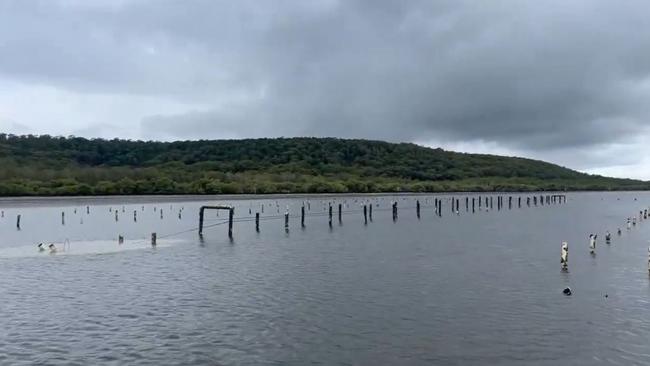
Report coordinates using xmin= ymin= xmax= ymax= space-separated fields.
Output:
xmin=1 ymin=0 xmax=649 ymax=179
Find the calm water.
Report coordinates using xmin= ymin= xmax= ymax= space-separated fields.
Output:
xmin=1 ymin=192 xmax=650 ymax=365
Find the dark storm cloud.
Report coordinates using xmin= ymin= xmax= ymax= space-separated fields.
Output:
xmin=2 ymin=0 xmax=650 ymax=162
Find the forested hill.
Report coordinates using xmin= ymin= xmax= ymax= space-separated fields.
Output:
xmin=0 ymin=134 xmax=646 ymax=196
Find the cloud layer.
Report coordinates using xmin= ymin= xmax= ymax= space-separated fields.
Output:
xmin=1 ymin=0 xmax=649 ymax=178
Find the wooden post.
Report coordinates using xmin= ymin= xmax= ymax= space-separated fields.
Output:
xmin=228 ymin=208 xmax=234 ymax=238
xmin=16 ymin=214 xmax=21 ymax=229
xmin=338 ymin=203 xmax=342 ymax=224
xmin=472 ymin=197 xmax=475 ymax=213
xmin=301 ymin=206 xmax=305 ymax=228
xmin=364 ymin=205 xmax=368 ymax=225
xmin=392 ymin=202 xmax=398 ymax=222
xmin=151 ymin=232 xmax=157 ymax=246
xmin=416 ymin=200 xmax=421 ymax=219
xmin=255 ymin=212 xmax=260 ymax=232
xmin=115 ymin=211 xmax=118 ymax=222
xmin=61 ymin=211 xmax=65 ymax=225
xmin=465 ymin=197 xmax=469 ymax=211
xmin=284 ymin=211 xmax=289 ymax=232
xmin=369 ymin=204 xmax=373 ymax=221
xmin=134 ymin=210 xmax=137 ymax=222
xmin=329 ymin=204 xmax=333 ymax=227
xmin=199 ymin=207 xmax=205 ymax=235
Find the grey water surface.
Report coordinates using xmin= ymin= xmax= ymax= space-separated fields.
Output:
xmin=1 ymin=192 xmax=650 ymax=365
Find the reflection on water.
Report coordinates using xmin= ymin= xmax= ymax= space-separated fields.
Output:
xmin=0 ymin=192 xmax=650 ymax=365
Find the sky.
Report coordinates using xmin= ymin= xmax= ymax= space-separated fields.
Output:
xmin=0 ymin=0 xmax=649 ymax=179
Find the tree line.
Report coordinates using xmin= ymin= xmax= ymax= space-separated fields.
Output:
xmin=0 ymin=134 xmax=647 ymax=196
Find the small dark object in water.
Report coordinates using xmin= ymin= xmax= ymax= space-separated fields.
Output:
xmin=563 ymin=288 xmax=572 ymax=296
xmin=605 ymin=294 xmax=608 ymax=298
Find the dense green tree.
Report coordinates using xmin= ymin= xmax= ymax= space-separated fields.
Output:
xmin=0 ymin=135 xmax=647 ymax=196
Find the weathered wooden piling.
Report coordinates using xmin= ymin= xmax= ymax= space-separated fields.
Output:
xmin=115 ymin=211 xmax=118 ymax=222
xmin=392 ymin=202 xmax=398 ymax=222
xmin=364 ymin=205 xmax=368 ymax=225
xmin=16 ymin=214 xmax=21 ymax=229
xmin=338 ymin=203 xmax=342 ymax=224
xmin=255 ymin=212 xmax=260 ymax=232
xmin=478 ymin=196 xmax=482 ymax=209
xmin=465 ymin=197 xmax=469 ymax=211
xmin=301 ymin=206 xmax=306 ymax=228
xmin=472 ymin=197 xmax=475 ymax=212
xmin=284 ymin=211 xmax=289 ymax=231
xmin=151 ymin=233 xmax=157 ymax=246
xmin=134 ymin=210 xmax=137 ymax=222
xmin=329 ymin=204 xmax=333 ymax=227
xmin=228 ymin=208 xmax=234 ymax=238
xmin=416 ymin=200 xmax=421 ymax=219
xmin=518 ymin=197 xmax=521 ymax=208
xmin=369 ymin=204 xmax=373 ymax=221
xmin=61 ymin=211 xmax=65 ymax=225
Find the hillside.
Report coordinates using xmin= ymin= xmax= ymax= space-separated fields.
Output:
xmin=0 ymin=134 xmax=646 ymax=196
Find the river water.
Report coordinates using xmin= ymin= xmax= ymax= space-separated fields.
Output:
xmin=1 ymin=192 xmax=650 ymax=365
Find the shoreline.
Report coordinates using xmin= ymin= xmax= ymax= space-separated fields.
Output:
xmin=0 ymin=190 xmax=645 ymax=208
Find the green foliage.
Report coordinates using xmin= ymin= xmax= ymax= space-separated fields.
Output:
xmin=0 ymin=134 xmax=647 ymax=196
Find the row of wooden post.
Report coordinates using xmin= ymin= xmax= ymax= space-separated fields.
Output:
xmin=198 ymin=194 xmax=566 ymax=238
